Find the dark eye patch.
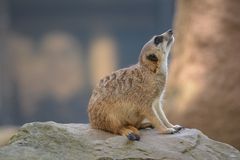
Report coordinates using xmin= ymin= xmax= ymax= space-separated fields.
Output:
xmin=154 ymin=36 xmax=163 ymax=45
xmin=147 ymin=54 xmax=158 ymax=62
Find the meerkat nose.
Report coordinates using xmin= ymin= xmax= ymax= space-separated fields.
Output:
xmin=167 ymin=29 xmax=173 ymax=35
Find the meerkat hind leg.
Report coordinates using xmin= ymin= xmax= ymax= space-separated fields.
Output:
xmin=119 ymin=126 xmax=140 ymax=141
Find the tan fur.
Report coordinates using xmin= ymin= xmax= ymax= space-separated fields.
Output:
xmin=88 ymin=30 xmax=181 ymax=140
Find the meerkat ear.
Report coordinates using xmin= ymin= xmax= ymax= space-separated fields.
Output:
xmin=146 ymin=54 xmax=158 ymax=62
xmin=154 ymin=36 xmax=163 ymax=45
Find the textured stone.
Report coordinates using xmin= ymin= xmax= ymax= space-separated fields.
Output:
xmin=0 ymin=122 xmax=239 ymax=160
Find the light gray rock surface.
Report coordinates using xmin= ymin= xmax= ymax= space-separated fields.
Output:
xmin=0 ymin=122 xmax=239 ymax=160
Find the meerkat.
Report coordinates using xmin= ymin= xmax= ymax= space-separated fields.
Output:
xmin=88 ymin=29 xmax=182 ymax=141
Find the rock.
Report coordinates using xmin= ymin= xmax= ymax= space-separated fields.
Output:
xmin=0 ymin=122 xmax=239 ymax=160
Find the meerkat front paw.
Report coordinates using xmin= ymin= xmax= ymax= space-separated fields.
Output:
xmin=173 ymin=125 xmax=184 ymax=131
xmin=160 ymin=128 xmax=178 ymax=134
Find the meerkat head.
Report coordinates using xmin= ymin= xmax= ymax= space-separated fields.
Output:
xmin=139 ymin=29 xmax=174 ymax=73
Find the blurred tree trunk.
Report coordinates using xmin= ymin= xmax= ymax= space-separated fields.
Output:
xmin=166 ymin=0 xmax=240 ymax=149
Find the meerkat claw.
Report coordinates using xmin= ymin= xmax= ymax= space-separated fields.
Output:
xmin=173 ymin=125 xmax=184 ymax=131
xmin=161 ymin=128 xmax=178 ymax=134
xmin=170 ymin=129 xmax=178 ymax=134
xmin=127 ymin=133 xmax=140 ymax=141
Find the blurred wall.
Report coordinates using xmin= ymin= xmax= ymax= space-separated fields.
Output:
xmin=0 ymin=0 xmax=175 ymax=125
xmin=167 ymin=0 xmax=240 ymax=149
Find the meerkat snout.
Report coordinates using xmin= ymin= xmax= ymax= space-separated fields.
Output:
xmin=154 ymin=29 xmax=174 ymax=51
xmin=154 ymin=29 xmax=172 ymax=43
xmin=153 ymin=29 xmax=173 ymax=46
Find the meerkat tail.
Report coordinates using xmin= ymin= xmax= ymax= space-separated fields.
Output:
xmin=139 ymin=122 xmax=154 ymax=129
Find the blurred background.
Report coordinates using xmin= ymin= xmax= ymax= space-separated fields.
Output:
xmin=0 ymin=0 xmax=240 ymax=150
xmin=0 ymin=0 xmax=175 ymax=145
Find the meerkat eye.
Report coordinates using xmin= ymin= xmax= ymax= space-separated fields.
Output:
xmin=146 ymin=54 xmax=158 ymax=62
xmin=154 ymin=36 xmax=163 ymax=45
